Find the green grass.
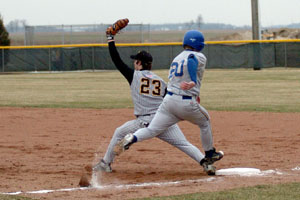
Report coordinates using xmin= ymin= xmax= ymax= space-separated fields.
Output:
xmin=0 ymin=194 xmax=34 ymax=200
xmin=201 ymin=68 xmax=300 ymax=112
xmin=0 ymin=183 xmax=299 ymax=200
xmin=0 ymin=68 xmax=299 ymax=112
xmin=0 ymin=71 xmax=131 ymax=109
xmin=138 ymin=182 xmax=300 ymax=200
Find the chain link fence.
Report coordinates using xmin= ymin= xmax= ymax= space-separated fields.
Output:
xmin=24 ymin=24 xmax=151 ymax=45
xmin=1 ymin=41 xmax=300 ymax=72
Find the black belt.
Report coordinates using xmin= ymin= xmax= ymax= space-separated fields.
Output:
xmin=167 ymin=91 xmax=192 ymax=100
xmin=136 ymin=114 xmax=151 ymax=118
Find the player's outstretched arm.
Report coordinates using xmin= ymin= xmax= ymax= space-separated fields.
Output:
xmin=106 ymin=19 xmax=134 ymax=85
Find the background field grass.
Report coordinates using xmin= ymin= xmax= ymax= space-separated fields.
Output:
xmin=0 ymin=68 xmax=299 ymax=112
xmin=9 ymin=29 xmax=241 ymax=45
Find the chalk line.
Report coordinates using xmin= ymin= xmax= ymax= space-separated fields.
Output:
xmin=1 ymin=177 xmax=217 ymax=195
xmin=1 ymin=167 xmax=287 ymax=196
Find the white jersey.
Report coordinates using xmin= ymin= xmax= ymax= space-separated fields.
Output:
xmin=167 ymin=50 xmax=207 ymax=97
xmin=130 ymin=70 xmax=167 ymax=116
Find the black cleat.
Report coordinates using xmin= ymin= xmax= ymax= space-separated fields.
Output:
xmin=204 ymin=148 xmax=224 ymax=164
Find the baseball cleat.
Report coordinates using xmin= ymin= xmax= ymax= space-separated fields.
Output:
xmin=204 ymin=148 xmax=224 ymax=165
xmin=93 ymin=159 xmax=112 ymax=173
xmin=113 ymin=133 xmax=134 ymax=156
xmin=200 ymin=160 xmax=216 ymax=175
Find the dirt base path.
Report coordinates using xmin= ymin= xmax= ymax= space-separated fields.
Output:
xmin=0 ymin=108 xmax=299 ymax=199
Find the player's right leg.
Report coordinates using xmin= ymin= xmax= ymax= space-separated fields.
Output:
xmin=200 ymin=148 xmax=224 ymax=175
xmin=93 ymin=119 xmax=142 ymax=172
xmin=167 ymin=98 xmax=223 ymax=175
xmin=188 ymin=105 xmax=224 ymax=174
xmin=157 ymin=124 xmax=219 ymax=175
xmin=156 ymin=124 xmax=205 ymax=163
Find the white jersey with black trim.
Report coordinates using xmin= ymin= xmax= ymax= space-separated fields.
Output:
xmin=130 ymin=70 xmax=167 ymax=116
xmin=167 ymin=50 xmax=207 ymax=97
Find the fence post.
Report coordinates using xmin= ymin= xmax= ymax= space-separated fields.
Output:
xmin=62 ymin=24 xmax=65 ymax=45
xmin=2 ymin=49 xmax=4 ymax=72
xmin=148 ymin=24 xmax=151 ymax=42
xmin=48 ymin=48 xmax=51 ymax=71
xmin=92 ymin=47 xmax=95 ymax=71
xmin=140 ymin=24 xmax=143 ymax=43
xmin=206 ymin=45 xmax=209 ymax=68
xmin=284 ymin=42 xmax=287 ymax=68
xmin=70 ymin=25 xmax=73 ymax=44
xmin=253 ymin=43 xmax=262 ymax=70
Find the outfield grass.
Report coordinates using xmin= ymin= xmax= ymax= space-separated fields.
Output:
xmin=0 ymin=71 xmax=131 ymax=109
xmin=201 ymin=68 xmax=300 ymax=112
xmin=0 ymin=68 xmax=299 ymax=112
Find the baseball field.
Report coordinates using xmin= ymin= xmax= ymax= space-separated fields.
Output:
xmin=0 ymin=68 xmax=300 ymax=199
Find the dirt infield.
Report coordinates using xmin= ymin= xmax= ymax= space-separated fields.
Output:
xmin=0 ymin=107 xmax=300 ymax=200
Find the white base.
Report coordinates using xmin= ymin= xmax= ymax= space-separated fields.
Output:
xmin=216 ymin=168 xmax=261 ymax=176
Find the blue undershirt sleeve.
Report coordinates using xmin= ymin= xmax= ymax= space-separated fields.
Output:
xmin=187 ymin=54 xmax=198 ymax=83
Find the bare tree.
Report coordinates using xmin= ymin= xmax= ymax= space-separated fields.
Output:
xmin=196 ymin=14 xmax=204 ymax=29
xmin=6 ymin=19 xmax=28 ymax=33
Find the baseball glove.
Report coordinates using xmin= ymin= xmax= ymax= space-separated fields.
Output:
xmin=106 ymin=18 xmax=129 ymax=36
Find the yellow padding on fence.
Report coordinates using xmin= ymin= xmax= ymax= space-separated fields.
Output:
xmin=0 ymin=39 xmax=300 ymax=49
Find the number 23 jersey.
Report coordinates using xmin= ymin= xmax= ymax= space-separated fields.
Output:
xmin=130 ymin=70 xmax=167 ymax=116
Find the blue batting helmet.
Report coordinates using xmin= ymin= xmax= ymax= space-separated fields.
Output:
xmin=183 ymin=30 xmax=205 ymax=51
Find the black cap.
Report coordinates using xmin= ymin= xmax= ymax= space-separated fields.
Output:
xmin=130 ymin=51 xmax=153 ymax=64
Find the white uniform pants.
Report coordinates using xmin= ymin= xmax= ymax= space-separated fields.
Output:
xmin=134 ymin=94 xmax=214 ymax=152
xmin=103 ymin=113 xmax=204 ymax=164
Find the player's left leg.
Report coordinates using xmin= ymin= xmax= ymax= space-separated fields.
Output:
xmin=116 ymin=108 xmax=179 ymax=153
xmin=135 ymin=110 xmax=179 ymax=141
xmin=93 ymin=119 xmax=143 ymax=172
xmin=117 ymin=96 xmax=185 ymax=153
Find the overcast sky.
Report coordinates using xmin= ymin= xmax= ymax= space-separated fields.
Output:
xmin=1 ymin=0 xmax=299 ymax=27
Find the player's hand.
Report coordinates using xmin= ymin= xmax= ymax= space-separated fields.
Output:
xmin=106 ymin=26 xmax=114 ymax=41
xmin=196 ymin=96 xmax=200 ymax=104
xmin=180 ymin=81 xmax=196 ymax=90
xmin=106 ymin=18 xmax=129 ymax=41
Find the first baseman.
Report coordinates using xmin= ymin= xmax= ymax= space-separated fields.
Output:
xmin=93 ymin=20 xmax=207 ymax=173
xmin=116 ymin=30 xmax=224 ymax=175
